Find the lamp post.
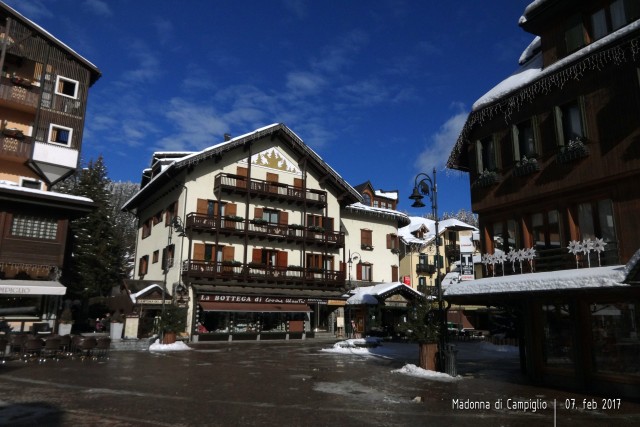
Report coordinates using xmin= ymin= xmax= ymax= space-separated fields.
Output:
xmin=346 ymin=250 xmax=361 ymax=338
xmin=409 ymin=168 xmax=447 ymax=372
xmin=347 ymin=250 xmax=361 ymax=289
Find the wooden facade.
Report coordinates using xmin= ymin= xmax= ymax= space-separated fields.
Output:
xmin=447 ymin=0 xmax=640 ymax=398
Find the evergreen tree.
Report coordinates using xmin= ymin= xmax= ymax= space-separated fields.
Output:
xmin=57 ymin=157 xmax=121 ymax=298
xmin=107 ymin=181 xmax=140 ymax=278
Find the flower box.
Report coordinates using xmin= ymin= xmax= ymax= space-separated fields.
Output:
xmin=473 ymin=171 xmax=500 ymax=188
xmin=10 ymin=75 xmax=32 ymax=88
xmin=513 ymin=158 xmax=540 ymax=177
xmin=2 ymin=128 xmax=24 ymax=139
xmin=557 ymin=138 xmax=589 ymax=164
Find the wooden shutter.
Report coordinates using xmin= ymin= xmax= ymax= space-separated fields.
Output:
xmin=294 ymin=178 xmax=303 ymax=188
xmin=279 ymin=211 xmax=288 ymax=225
xmin=254 ymin=207 xmax=263 ymax=219
xmin=266 ymin=172 xmax=278 ymax=183
xmin=252 ymin=248 xmax=262 ymax=263
xmin=197 ymin=199 xmax=209 ymax=214
xmin=222 ymin=246 xmax=235 ymax=261
xmin=236 ymin=166 xmax=248 ymax=188
xmin=277 ymin=251 xmax=288 ymax=267
xmin=225 ymin=203 xmax=237 ymax=216
xmin=193 ymin=243 xmax=205 ymax=261
xmin=391 ymin=265 xmax=399 ymax=282
xmin=356 ymin=263 xmax=362 ymax=280
xmin=386 ymin=234 xmax=392 ymax=249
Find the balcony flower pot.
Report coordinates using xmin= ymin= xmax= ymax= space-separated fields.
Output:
xmin=2 ymin=128 xmax=24 ymax=139
xmin=224 ymin=215 xmax=244 ymax=222
xmin=557 ymin=139 xmax=589 ymax=164
xmin=472 ymin=170 xmax=500 ymax=188
xmin=10 ymin=75 xmax=32 ymax=88
xmin=512 ymin=157 xmax=540 ymax=177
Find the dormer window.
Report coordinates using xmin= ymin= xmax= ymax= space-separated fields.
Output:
xmin=362 ymin=193 xmax=371 ymax=206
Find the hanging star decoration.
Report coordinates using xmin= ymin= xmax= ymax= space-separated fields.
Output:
xmin=488 ymin=254 xmax=497 ymax=277
xmin=494 ymin=252 xmax=507 ymax=276
xmin=481 ymin=253 xmax=490 ymax=275
xmin=568 ymin=240 xmax=583 ymax=268
xmin=593 ymin=238 xmax=607 ymax=267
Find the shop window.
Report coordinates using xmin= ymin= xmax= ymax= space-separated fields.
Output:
xmin=10 ymin=215 xmax=58 ymax=240
xmin=512 ymin=118 xmax=539 ymax=161
xmin=55 ymin=76 xmax=79 ymax=99
xmin=48 ymin=124 xmax=72 ymax=146
xmin=590 ymin=300 xmax=640 ymax=376
xmin=542 ymin=303 xmax=575 ymax=367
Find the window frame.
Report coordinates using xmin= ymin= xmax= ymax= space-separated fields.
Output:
xmin=554 ymin=98 xmax=586 ymax=148
xmin=475 ymin=134 xmax=498 ymax=174
xmin=511 ymin=117 xmax=540 ymax=162
xmin=55 ymin=75 xmax=79 ymax=99
xmin=47 ymin=123 xmax=73 ymax=146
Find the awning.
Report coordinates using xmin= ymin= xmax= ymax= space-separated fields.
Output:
xmin=0 ymin=280 xmax=66 ymax=296
xmin=200 ymin=301 xmax=312 ymax=313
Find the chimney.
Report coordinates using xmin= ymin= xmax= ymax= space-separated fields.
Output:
xmin=224 ymin=133 xmax=232 ymax=141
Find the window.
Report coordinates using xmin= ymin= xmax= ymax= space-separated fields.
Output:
xmin=48 ymin=124 xmax=72 ymax=146
xmin=362 ymin=193 xmax=371 ymax=206
xmin=391 ymin=265 xmax=399 ymax=282
xmin=512 ymin=118 xmax=539 ymax=161
xmin=590 ymin=8 xmax=608 ymax=41
xmin=142 ymin=218 xmax=152 ymax=239
xmin=55 ymin=76 xmax=79 ymax=99
xmin=153 ymin=211 xmax=163 ymax=226
xmin=152 ymin=250 xmax=159 ymax=264
xmin=387 ymin=233 xmax=399 ymax=251
xmin=20 ymin=179 xmax=41 ymax=190
xmin=358 ymin=263 xmax=373 ymax=281
xmin=165 ymin=201 xmax=178 ymax=225
xmin=565 ymin=13 xmax=586 ymax=53
xmin=554 ymin=99 xmax=585 ymax=147
xmin=589 ymin=0 xmax=640 ymax=42
xmin=139 ymin=255 xmax=149 ymax=276
xmin=542 ymin=303 xmax=575 ymax=366
xmin=262 ymin=209 xmax=279 ymax=224
xmin=577 ymin=199 xmax=617 ymax=244
xmin=475 ymin=135 xmax=497 ymax=173
xmin=530 ymin=210 xmax=565 ymax=252
xmin=11 ymin=215 xmax=58 ymax=240
xmin=162 ymin=244 xmax=175 ymax=270
xmin=361 ymin=229 xmax=373 ymax=249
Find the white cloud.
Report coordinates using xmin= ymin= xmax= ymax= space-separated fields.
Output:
xmin=415 ymin=105 xmax=468 ymax=173
xmin=82 ymin=0 xmax=112 ymax=17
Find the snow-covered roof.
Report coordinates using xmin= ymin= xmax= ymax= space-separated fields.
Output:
xmin=129 ymin=284 xmax=166 ymax=304
xmin=374 ymin=189 xmax=398 ymax=201
xmin=1 ymin=2 xmax=101 ymax=83
xmin=123 ymin=123 xmax=362 ymax=212
xmin=344 ymin=202 xmax=410 ymax=227
xmin=346 ymin=282 xmax=423 ymax=305
xmin=444 ymin=265 xmax=629 ymax=299
xmin=398 ymin=216 xmax=477 ymax=247
xmin=0 ymin=181 xmax=93 ymax=204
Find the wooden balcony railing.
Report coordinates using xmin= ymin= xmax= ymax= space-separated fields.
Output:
xmin=183 ymin=260 xmax=346 ymax=290
xmin=0 ymin=135 xmax=31 ymax=160
xmin=416 ymin=264 xmax=436 ymax=275
xmin=185 ymin=213 xmax=345 ymax=248
xmin=214 ymin=173 xmax=327 ymax=208
xmin=0 ymin=76 xmax=40 ymax=111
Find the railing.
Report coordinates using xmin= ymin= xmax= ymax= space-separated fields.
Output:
xmin=0 ymin=135 xmax=31 ymax=160
xmin=214 ymin=173 xmax=327 ymax=207
xmin=183 ymin=260 xmax=345 ymax=290
xmin=416 ymin=264 xmax=436 ymax=275
xmin=185 ymin=213 xmax=345 ymax=247
xmin=0 ymin=75 xmax=40 ymax=110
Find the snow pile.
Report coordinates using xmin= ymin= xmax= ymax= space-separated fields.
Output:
xmin=392 ymin=364 xmax=462 ymax=382
xmin=149 ymin=339 xmax=192 ymax=352
xmin=320 ymin=338 xmax=383 ymax=355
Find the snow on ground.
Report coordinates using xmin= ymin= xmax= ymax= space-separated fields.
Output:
xmin=321 ymin=338 xmax=519 ymax=382
xmin=149 ymin=339 xmax=192 ymax=352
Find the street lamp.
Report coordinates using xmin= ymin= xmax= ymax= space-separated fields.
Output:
xmin=162 ymin=216 xmax=185 ymax=328
xmin=347 ymin=250 xmax=361 ymax=289
xmin=409 ymin=168 xmax=447 ymax=372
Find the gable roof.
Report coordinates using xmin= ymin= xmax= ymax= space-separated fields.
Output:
xmin=346 ymin=282 xmax=423 ymax=305
xmin=123 ymin=123 xmax=362 ymax=213
xmin=399 ymin=216 xmax=477 ymax=246
xmin=1 ymin=1 xmax=101 ymax=85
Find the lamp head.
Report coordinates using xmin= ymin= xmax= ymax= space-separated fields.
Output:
xmin=409 ymin=187 xmax=423 ymax=201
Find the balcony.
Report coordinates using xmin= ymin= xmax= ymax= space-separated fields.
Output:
xmin=214 ymin=173 xmax=327 ymax=208
xmin=0 ymin=75 xmax=40 ymax=111
xmin=0 ymin=134 xmax=31 ymax=161
xmin=32 ymin=141 xmax=79 ymax=169
xmin=183 ymin=260 xmax=346 ymax=290
xmin=185 ymin=213 xmax=344 ymax=248
xmin=416 ymin=264 xmax=436 ymax=275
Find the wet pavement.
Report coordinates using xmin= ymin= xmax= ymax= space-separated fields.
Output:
xmin=0 ymin=338 xmax=639 ymax=426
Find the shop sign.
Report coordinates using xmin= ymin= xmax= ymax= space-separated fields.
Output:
xmin=402 ymin=275 xmax=411 ymax=285
xmin=138 ymin=299 xmax=172 ymax=305
xmin=200 ymin=294 xmax=308 ymax=304
xmin=460 ymin=234 xmax=475 ymax=281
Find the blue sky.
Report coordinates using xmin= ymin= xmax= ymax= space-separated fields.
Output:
xmin=6 ymin=0 xmax=533 ymax=215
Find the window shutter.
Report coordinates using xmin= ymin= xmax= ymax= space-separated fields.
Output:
xmin=553 ymin=105 xmax=565 ymax=147
xmin=386 ymin=234 xmax=392 ymax=249
xmin=294 ymin=178 xmax=303 ymax=188
xmin=280 ymin=211 xmax=288 ymax=225
xmin=254 ymin=207 xmax=263 ymax=219
xmin=252 ymin=248 xmax=262 ymax=263
xmin=196 ymin=199 xmax=208 ymax=214
xmin=511 ymin=124 xmax=520 ymax=161
xmin=475 ymin=140 xmax=483 ymax=172
xmin=193 ymin=243 xmax=205 ymax=261
xmin=391 ymin=265 xmax=398 ymax=282
xmin=277 ymin=251 xmax=288 ymax=267
xmin=225 ymin=203 xmax=237 ymax=216
xmin=222 ymin=246 xmax=235 ymax=261
xmin=356 ymin=263 xmax=362 ymax=280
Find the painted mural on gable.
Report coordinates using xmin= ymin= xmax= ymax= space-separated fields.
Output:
xmin=240 ymin=147 xmax=302 ymax=175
